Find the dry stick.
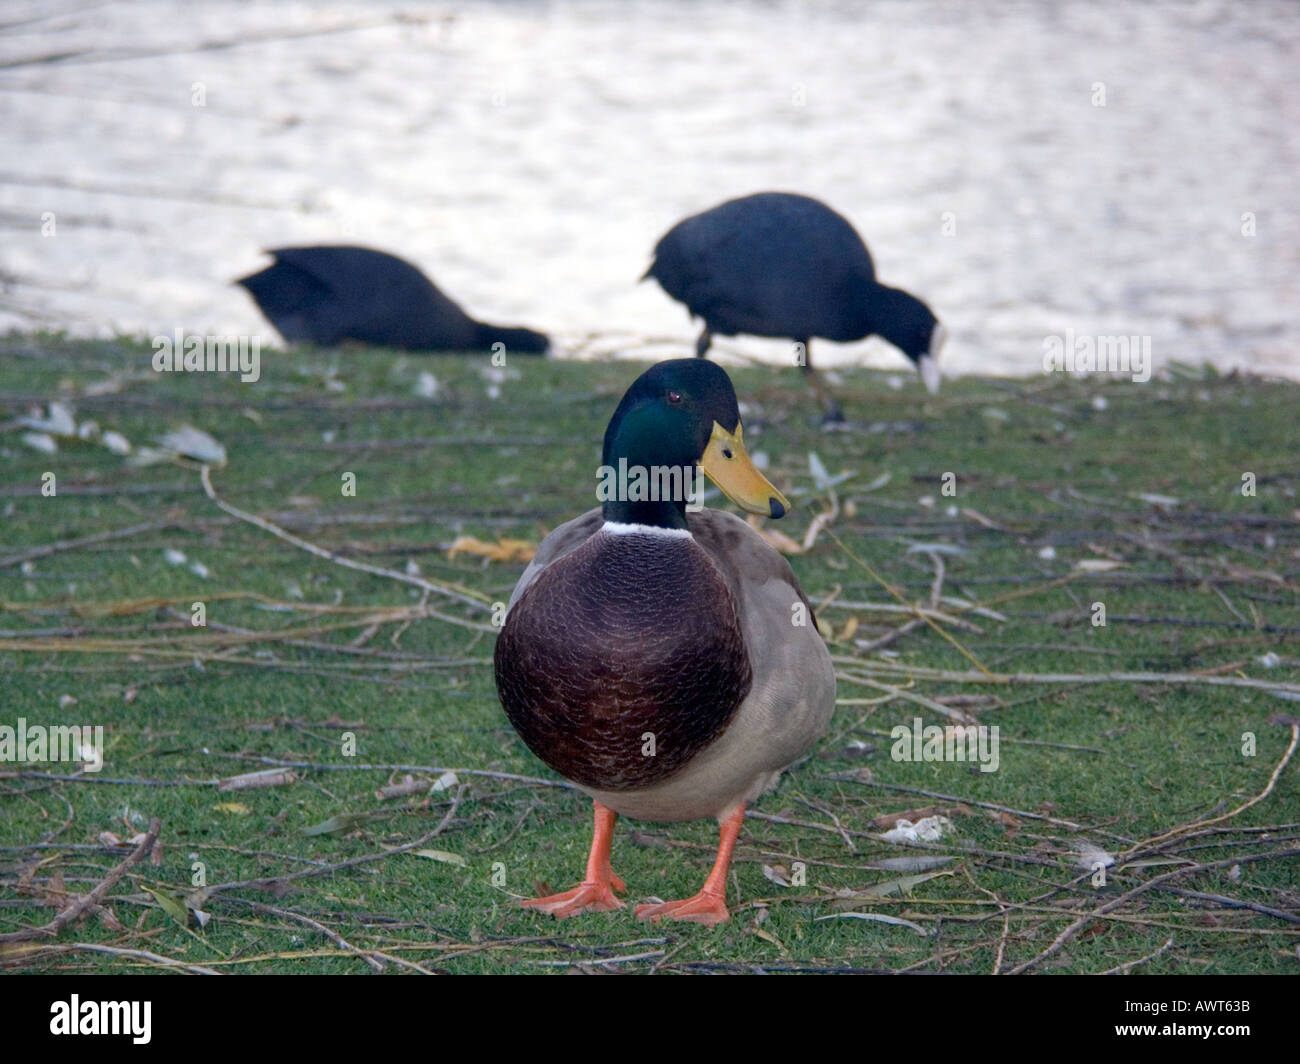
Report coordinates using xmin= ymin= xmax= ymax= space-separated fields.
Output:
xmin=5 ymin=612 xmax=456 ymax=655
xmin=16 ymin=772 xmax=215 ymax=788
xmin=212 ymin=754 xmax=573 ymax=790
xmin=853 ymin=726 xmax=1105 ymax=755
xmin=743 ymin=808 xmax=1063 ymax=870
xmin=1099 ymin=936 xmax=1176 ymax=976
xmin=0 ymin=521 xmax=171 ymax=568
xmin=469 ymin=798 xmax=542 ymax=855
xmin=846 ymin=549 xmax=950 ymax=655
xmin=1209 ymin=583 xmax=1249 ymax=626
xmin=793 ymin=796 xmax=855 ymax=853
xmin=1005 ymin=847 xmax=1300 ymax=975
xmin=1154 ymin=887 xmax=1300 ymax=925
xmin=926 ymin=549 xmax=946 ymax=610
xmin=992 ymin=908 xmax=1012 ymax=977
xmin=828 ymin=775 xmax=1132 ymax=841
xmin=1121 ymin=724 xmax=1299 ymax=859
xmin=848 ymin=661 xmax=1300 ymax=699
xmin=837 ymin=672 xmax=976 ymax=722
xmin=194 ymin=786 xmax=466 ymax=903
xmin=367 ymin=951 xmax=434 ymax=975
xmin=25 ymin=942 xmax=220 ymax=975
xmin=231 ymin=900 xmax=384 ymax=973
xmin=827 ymin=602 xmax=981 ymax=626
xmin=0 ymin=817 xmax=160 ymax=944
xmin=854 ymin=616 xmax=926 ymax=653
xmin=533 ymin=950 xmax=667 ymax=968
xmin=198 ymin=465 xmax=495 ymax=628
xmin=826 ymin=528 xmax=995 ymax=677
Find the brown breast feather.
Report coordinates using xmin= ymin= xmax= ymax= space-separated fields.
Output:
xmin=494 ymin=530 xmax=752 ymax=791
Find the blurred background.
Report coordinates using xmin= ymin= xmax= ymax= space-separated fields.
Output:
xmin=2 ymin=0 xmax=1296 ymax=378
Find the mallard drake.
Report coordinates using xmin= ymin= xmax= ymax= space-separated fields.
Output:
xmin=237 ymin=245 xmax=549 ymax=355
xmin=643 ymin=192 xmax=945 ymax=421
xmin=494 ymin=358 xmax=835 ymax=926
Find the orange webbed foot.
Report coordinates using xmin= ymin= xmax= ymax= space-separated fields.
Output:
xmin=520 ymin=802 xmax=626 ymax=919
xmin=633 ymin=806 xmax=745 ymax=927
xmin=522 ymin=878 xmax=626 ymax=919
xmin=634 ymin=890 xmax=730 ymax=927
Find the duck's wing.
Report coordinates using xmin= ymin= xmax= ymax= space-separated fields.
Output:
xmin=687 ymin=508 xmax=818 ymax=625
xmin=686 ymin=507 xmax=836 ymax=784
xmin=505 ymin=507 xmax=604 ymax=612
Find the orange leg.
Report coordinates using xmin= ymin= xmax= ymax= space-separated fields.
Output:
xmin=521 ymin=801 xmax=626 ymax=918
xmin=635 ymin=806 xmax=744 ymax=927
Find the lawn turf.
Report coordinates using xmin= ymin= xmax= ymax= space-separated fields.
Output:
xmin=1 ymin=334 xmax=1297 ymax=974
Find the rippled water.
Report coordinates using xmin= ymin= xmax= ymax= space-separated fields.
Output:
xmin=3 ymin=0 xmax=1297 ymax=379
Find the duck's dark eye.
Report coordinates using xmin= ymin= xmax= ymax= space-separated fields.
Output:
xmin=667 ymin=390 xmax=683 ymax=404
xmin=722 ymin=447 xmax=734 ymax=459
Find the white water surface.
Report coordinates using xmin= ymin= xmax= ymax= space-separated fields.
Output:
xmin=2 ymin=0 xmax=1296 ymax=379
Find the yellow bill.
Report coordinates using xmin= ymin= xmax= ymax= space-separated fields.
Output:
xmin=699 ymin=422 xmax=790 ymax=519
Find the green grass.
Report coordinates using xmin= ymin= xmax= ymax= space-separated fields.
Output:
xmin=1 ymin=333 xmax=1297 ymax=974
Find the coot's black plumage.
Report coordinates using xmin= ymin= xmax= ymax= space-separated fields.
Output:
xmin=238 ymin=245 xmax=549 ymax=355
xmin=644 ymin=192 xmax=944 ymax=420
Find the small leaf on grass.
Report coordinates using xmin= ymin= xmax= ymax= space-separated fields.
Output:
xmin=1132 ymin=492 xmax=1180 ymax=508
xmin=1074 ymin=559 xmax=1126 ymax=572
xmin=816 ymin=912 xmax=931 ymax=936
xmin=20 ymin=402 xmax=77 ymax=436
xmin=863 ymin=856 xmax=955 ymax=873
xmin=808 ymin=451 xmax=832 ymax=491
xmin=858 ymin=869 xmax=955 ymax=897
xmin=21 ymin=432 xmax=58 ymax=454
xmin=906 ymin=542 xmax=969 ymax=556
xmin=212 ymin=802 xmax=251 ymax=816
xmin=414 ymin=849 xmax=468 ymax=867
xmin=158 ymin=425 xmax=227 ymax=465
xmin=446 ymin=537 xmax=535 ymax=563
xmin=752 ymin=926 xmax=789 ymax=953
xmin=761 ymin=863 xmax=791 ymax=887
xmin=142 ymin=885 xmax=189 ymax=929
xmin=101 ymin=430 xmax=131 ymax=455
xmin=302 ymin=812 xmax=374 ymax=836
xmin=990 ymin=810 xmax=1022 ymax=833
xmin=415 ymin=371 xmax=439 ymax=399
xmin=429 ymin=770 xmax=459 ymax=793
xmin=1124 ymin=858 xmax=1187 ymax=869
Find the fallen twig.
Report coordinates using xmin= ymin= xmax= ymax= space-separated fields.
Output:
xmin=199 ymin=465 xmax=494 ymax=629
xmin=1122 ymin=724 xmax=1299 ymax=858
xmin=0 ymin=817 xmax=160 ymax=944
xmin=1099 ymin=936 xmax=1176 ymax=975
xmin=1006 ymin=847 xmax=1300 ymax=974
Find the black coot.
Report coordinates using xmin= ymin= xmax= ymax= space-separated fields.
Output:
xmin=644 ymin=192 xmax=943 ymax=420
xmin=238 ymin=245 xmax=549 ymax=355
